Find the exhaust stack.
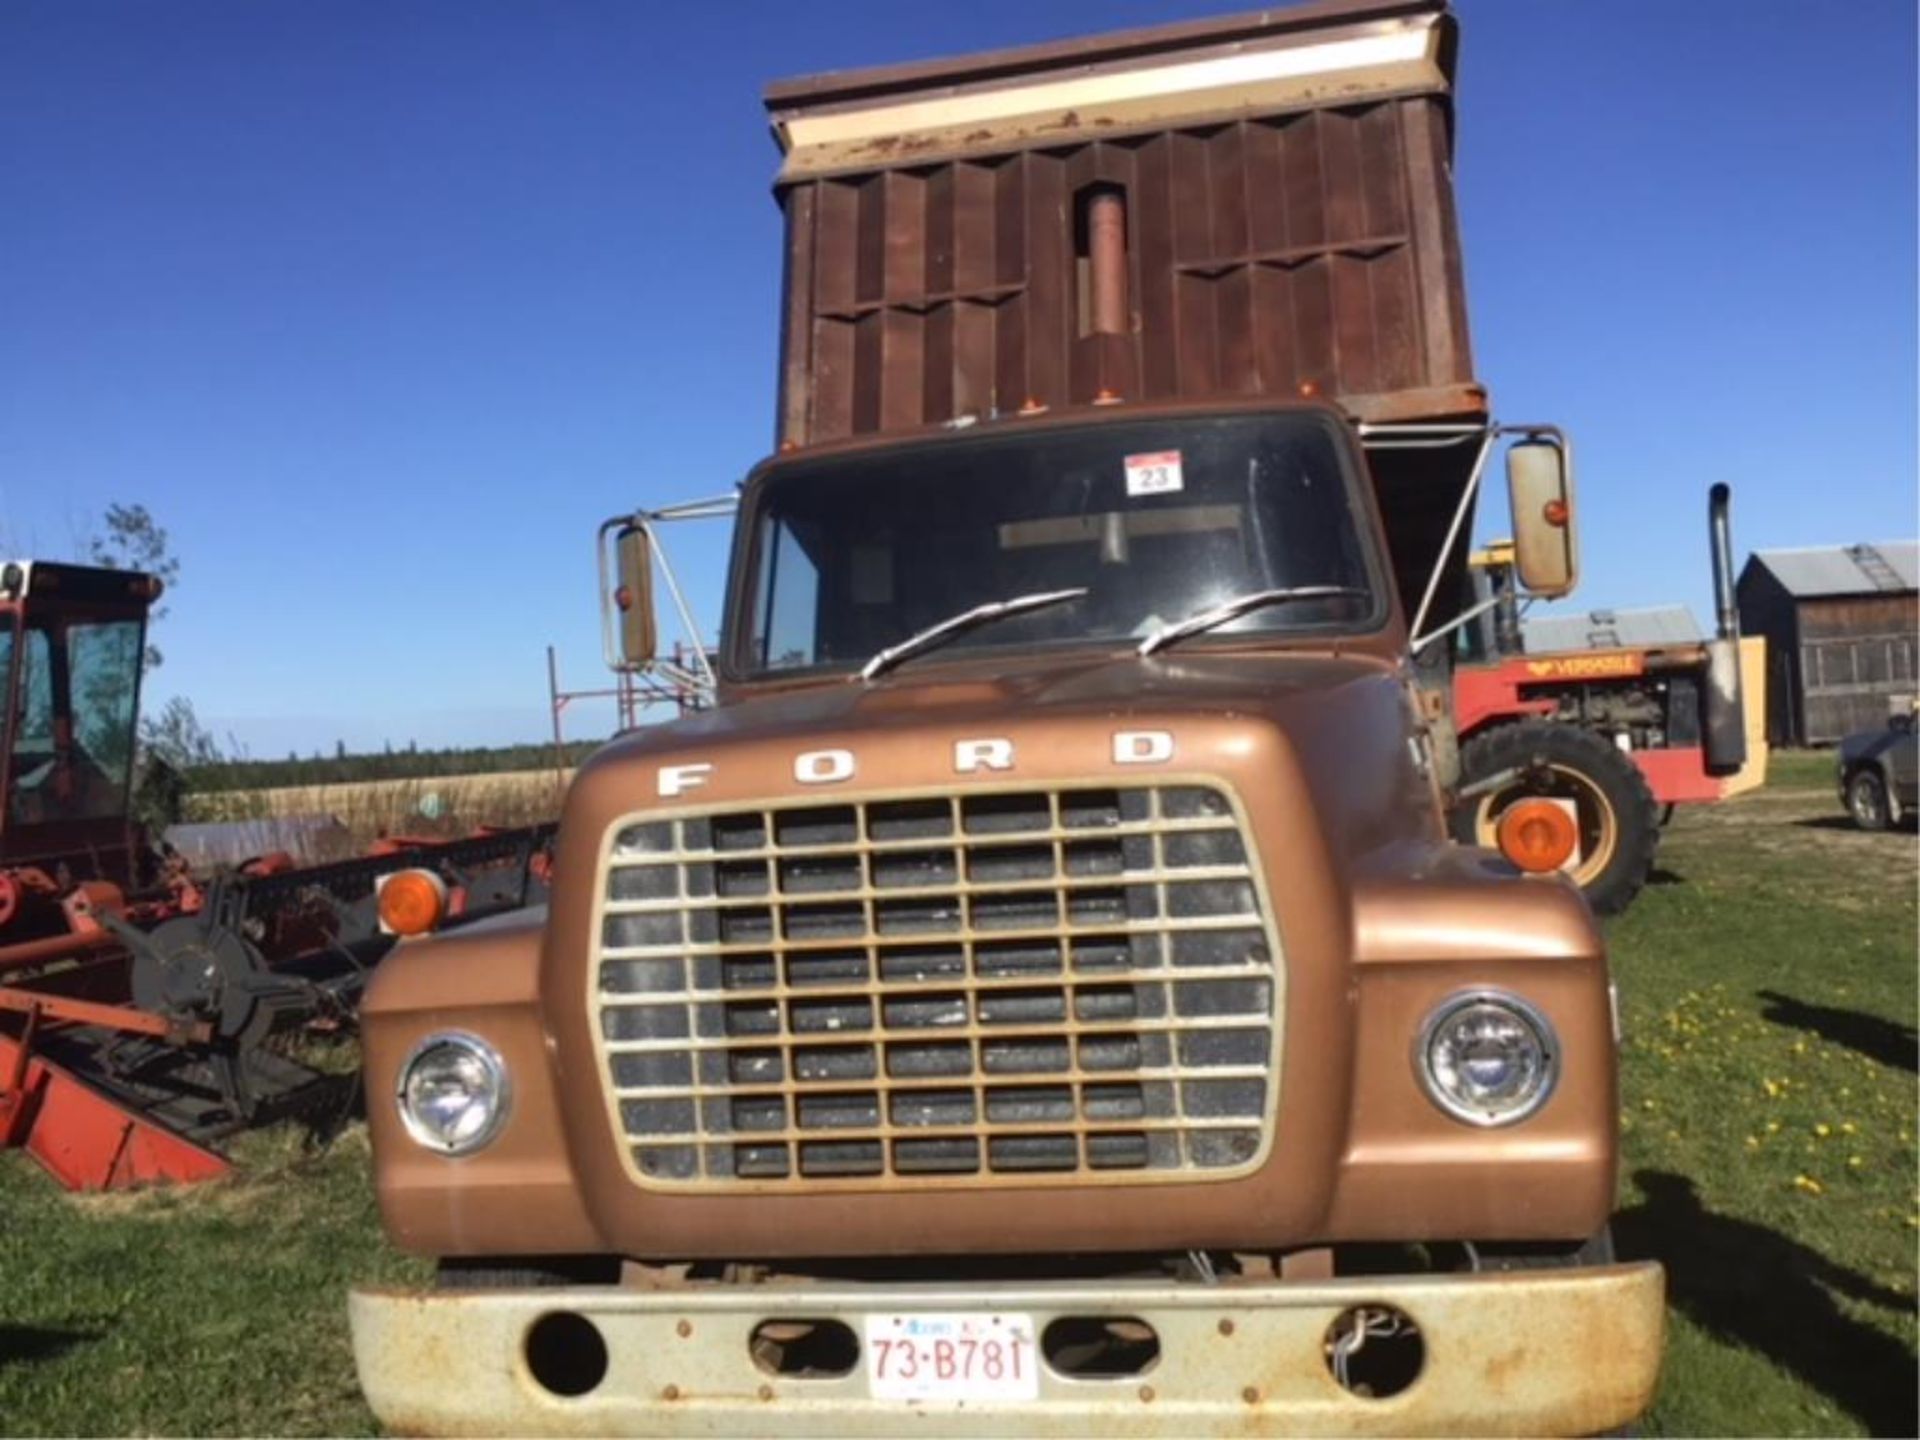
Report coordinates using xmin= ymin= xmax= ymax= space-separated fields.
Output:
xmin=1702 ymin=483 xmax=1747 ymax=774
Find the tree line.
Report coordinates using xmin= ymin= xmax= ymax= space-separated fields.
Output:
xmin=183 ymin=739 xmax=603 ymax=793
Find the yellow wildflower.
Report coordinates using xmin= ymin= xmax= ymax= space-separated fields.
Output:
xmin=1793 ymin=1175 xmax=1824 ymax=1195
xmin=1814 ymin=1123 xmax=1832 ymax=1138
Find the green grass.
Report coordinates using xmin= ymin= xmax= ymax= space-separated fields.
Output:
xmin=0 ymin=1124 xmax=426 ymax=1435
xmin=1609 ymin=755 xmax=1917 ymax=1436
xmin=0 ymin=755 xmax=1911 ymax=1435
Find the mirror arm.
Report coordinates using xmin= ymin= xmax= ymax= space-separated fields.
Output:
xmin=649 ymin=529 xmax=718 ymax=692
xmin=1410 ymin=590 xmax=1504 ymax=657
xmin=1363 ymin=421 xmax=1574 ymax=643
xmin=647 ymin=494 xmax=741 ymax=523
xmin=1405 ymin=428 xmax=1496 ymax=642
xmin=597 ymin=494 xmax=741 ymax=686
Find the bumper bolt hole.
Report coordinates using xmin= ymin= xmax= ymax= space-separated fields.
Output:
xmin=524 ymin=1311 xmax=609 ymax=1398
xmin=1323 ymin=1304 xmax=1423 ymax=1399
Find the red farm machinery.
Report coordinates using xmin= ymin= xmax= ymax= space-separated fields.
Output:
xmin=0 ymin=560 xmax=555 ymax=1190
xmin=1445 ymin=484 xmax=1768 ymax=914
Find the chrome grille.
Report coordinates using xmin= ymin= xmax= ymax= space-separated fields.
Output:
xmin=589 ymin=783 xmax=1281 ymax=1190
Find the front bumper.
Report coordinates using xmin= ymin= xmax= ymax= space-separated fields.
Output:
xmin=350 ymin=1262 xmax=1664 ymax=1437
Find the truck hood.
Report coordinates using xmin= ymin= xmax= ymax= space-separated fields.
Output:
xmin=570 ymin=646 xmax=1440 ymax=874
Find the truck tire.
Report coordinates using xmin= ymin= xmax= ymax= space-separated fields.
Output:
xmin=1451 ymin=722 xmax=1660 ymax=917
xmin=1845 ymin=768 xmax=1893 ymax=831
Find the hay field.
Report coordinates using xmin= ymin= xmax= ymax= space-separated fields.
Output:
xmin=184 ymin=768 xmax=569 ymax=848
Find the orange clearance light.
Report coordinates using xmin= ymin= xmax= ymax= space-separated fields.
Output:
xmin=1297 ymin=380 xmax=1320 ymax=398
xmin=1496 ymin=799 xmax=1578 ymax=875
xmin=379 ymin=868 xmax=448 ymax=937
xmin=614 ymin=585 xmax=633 ymax=611
xmin=1542 ymin=498 xmax=1569 ymax=527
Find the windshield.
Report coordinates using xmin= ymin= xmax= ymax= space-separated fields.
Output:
xmin=6 ymin=617 xmax=143 ymax=826
xmin=733 ymin=413 xmax=1381 ymax=678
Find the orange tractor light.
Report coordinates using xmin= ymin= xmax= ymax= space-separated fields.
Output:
xmin=1496 ymin=798 xmax=1579 ymax=874
xmin=1542 ymin=498 xmax=1569 ymax=527
xmin=378 ymin=869 xmax=449 ymax=937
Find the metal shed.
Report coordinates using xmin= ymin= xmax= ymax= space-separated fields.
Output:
xmin=1735 ymin=542 xmax=1918 ymax=745
xmin=1521 ymin=604 xmax=1703 ymax=654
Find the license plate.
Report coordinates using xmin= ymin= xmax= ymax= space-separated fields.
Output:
xmin=864 ymin=1312 xmax=1039 ymax=1401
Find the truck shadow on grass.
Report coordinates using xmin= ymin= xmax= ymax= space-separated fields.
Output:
xmin=1616 ymin=1171 xmax=1918 ymax=1437
xmin=1757 ymin=990 xmax=1919 ymax=1074
xmin=0 ymin=1325 xmax=98 ymax=1368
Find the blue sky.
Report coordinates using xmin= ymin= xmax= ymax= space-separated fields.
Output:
xmin=3 ymin=1 xmax=1913 ymax=756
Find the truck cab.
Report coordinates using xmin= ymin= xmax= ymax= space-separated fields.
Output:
xmin=349 ymin=4 xmax=1665 ymax=1434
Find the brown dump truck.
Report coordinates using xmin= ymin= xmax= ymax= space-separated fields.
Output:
xmin=349 ymin=3 xmax=1665 ymax=1433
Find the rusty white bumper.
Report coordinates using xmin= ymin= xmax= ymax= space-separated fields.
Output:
xmin=350 ymin=1262 xmax=1663 ymax=1438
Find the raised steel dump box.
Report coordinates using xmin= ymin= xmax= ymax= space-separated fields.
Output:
xmin=766 ymin=0 xmax=1480 ymax=447
xmin=766 ymin=0 xmax=1487 ymax=620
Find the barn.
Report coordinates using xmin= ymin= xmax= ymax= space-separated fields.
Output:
xmin=1736 ymin=542 xmax=1918 ymax=745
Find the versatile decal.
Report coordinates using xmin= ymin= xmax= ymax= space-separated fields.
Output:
xmin=1524 ymin=653 xmax=1645 ymax=680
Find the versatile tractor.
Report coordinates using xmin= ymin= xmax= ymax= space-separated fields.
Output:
xmin=1447 ymin=485 xmax=1764 ymax=913
xmin=0 ymin=560 xmax=554 ymax=1189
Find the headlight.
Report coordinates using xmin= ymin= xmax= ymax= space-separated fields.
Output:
xmin=396 ymin=1032 xmax=510 ymax=1154
xmin=1416 ymin=992 xmax=1558 ymax=1126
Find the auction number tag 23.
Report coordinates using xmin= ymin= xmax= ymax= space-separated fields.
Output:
xmin=1124 ymin=450 xmax=1184 ymax=497
xmin=864 ymin=1312 xmax=1040 ymax=1401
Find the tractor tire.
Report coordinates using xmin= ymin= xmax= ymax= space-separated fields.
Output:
xmin=1451 ymin=722 xmax=1661 ymax=917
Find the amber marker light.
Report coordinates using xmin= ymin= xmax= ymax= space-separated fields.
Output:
xmin=1542 ymin=498 xmax=1569 ymax=527
xmin=1496 ymin=798 xmax=1578 ymax=874
xmin=378 ymin=868 xmax=449 ymax=937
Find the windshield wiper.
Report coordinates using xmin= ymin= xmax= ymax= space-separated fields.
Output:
xmin=1137 ymin=586 xmax=1368 ymax=657
xmin=859 ymin=588 xmax=1088 ymax=682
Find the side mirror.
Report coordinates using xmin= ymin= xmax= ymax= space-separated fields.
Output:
xmin=610 ymin=523 xmax=658 ymax=669
xmin=1506 ymin=438 xmax=1577 ymax=598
